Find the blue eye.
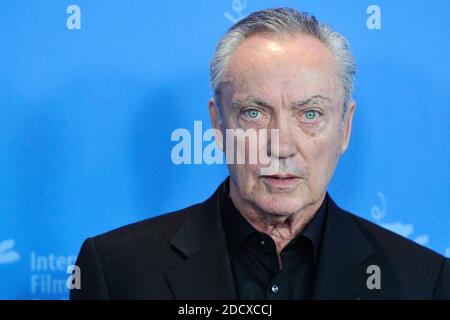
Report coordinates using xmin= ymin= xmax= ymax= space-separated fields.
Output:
xmin=245 ymin=109 xmax=261 ymax=119
xmin=303 ymin=110 xmax=319 ymax=121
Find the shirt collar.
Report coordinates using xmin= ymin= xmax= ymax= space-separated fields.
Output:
xmin=220 ymin=177 xmax=328 ymax=264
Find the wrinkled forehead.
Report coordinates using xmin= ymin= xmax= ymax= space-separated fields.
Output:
xmin=228 ymin=34 xmax=337 ymax=74
xmin=220 ymin=34 xmax=344 ymax=109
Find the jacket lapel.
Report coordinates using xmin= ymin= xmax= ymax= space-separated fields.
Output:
xmin=313 ymin=196 xmax=377 ymax=299
xmin=166 ymin=184 xmax=237 ymax=299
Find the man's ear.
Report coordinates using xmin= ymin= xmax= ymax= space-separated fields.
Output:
xmin=341 ymin=101 xmax=356 ymax=154
xmin=208 ymin=98 xmax=224 ymax=151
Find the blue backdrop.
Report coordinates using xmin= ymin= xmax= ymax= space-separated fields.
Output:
xmin=1 ymin=0 xmax=449 ymax=299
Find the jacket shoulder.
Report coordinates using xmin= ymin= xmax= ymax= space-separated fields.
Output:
xmin=91 ymin=202 xmax=202 ymax=255
xmin=71 ymin=202 xmax=206 ymax=299
xmin=322 ymin=201 xmax=448 ymax=298
xmin=349 ymin=211 xmax=443 ymax=262
xmin=350 ymin=211 xmax=449 ymax=297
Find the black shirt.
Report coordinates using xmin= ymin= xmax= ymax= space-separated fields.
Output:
xmin=220 ymin=180 xmax=328 ymax=300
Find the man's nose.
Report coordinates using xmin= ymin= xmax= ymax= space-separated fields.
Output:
xmin=268 ymin=114 xmax=297 ymax=159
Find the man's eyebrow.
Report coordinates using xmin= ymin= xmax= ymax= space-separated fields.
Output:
xmin=231 ymin=96 xmax=273 ymax=110
xmin=291 ymin=95 xmax=331 ymax=108
xmin=231 ymin=95 xmax=331 ymax=110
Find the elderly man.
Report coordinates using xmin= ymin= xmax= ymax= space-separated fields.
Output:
xmin=71 ymin=8 xmax=449 ymax=300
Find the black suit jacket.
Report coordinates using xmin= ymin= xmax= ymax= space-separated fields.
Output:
xmin=70 ymin=180 xmax=450 ymax=299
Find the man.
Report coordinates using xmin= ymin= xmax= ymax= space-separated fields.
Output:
xmin=71 ymin=8 xmax=449 ymax=300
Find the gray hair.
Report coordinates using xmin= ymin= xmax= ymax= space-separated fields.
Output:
xmin=210 ymin=7 xmax=356 ymax=119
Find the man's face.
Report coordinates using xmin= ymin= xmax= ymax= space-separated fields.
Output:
xmin=209 ymin=34 xmax=355 ymax=217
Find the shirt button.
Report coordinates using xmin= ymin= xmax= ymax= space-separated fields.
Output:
xmin=260 ymin=239 xmax=265 ymax=246
xmin=271 ymin=284 xmax=279 ymax=294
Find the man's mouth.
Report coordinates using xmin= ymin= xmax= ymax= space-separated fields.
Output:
xmin=260 ymin=174 xmax=302 ymax=188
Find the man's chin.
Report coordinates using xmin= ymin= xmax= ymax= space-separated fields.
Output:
xmin=254 ymin=195 xmax=307 ymax=217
